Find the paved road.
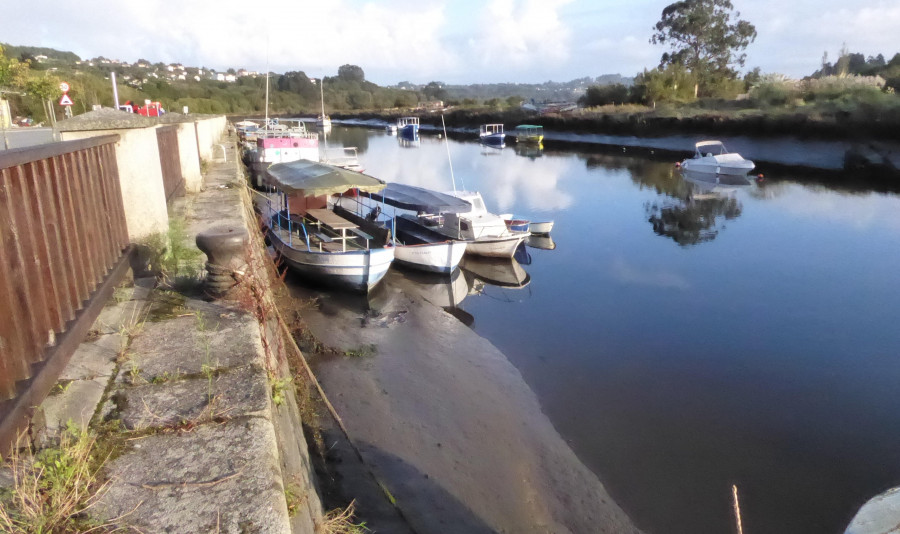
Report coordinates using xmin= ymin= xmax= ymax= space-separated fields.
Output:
xmin=0 ymin=127 xmax=56 ymax=150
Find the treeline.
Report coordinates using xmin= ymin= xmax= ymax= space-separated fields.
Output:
xmin=579 ymin=50 xmax=900 ymax=108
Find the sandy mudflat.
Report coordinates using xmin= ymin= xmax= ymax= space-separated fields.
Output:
xmin=299 ymin=274 xmax=643 ymax=534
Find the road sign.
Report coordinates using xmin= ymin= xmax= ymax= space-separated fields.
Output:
xmin=59 ymin=94 xmax=73 ymax=106
xmin=59 ymin=82 xmax=70 ymax=93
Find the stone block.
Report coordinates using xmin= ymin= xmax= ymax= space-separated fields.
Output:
xmin=61 ymin=333 xmax=121 ymax=381
xmin=114 ymin=365 xmax=270 ymax=430
xmin=33 ymin=377 xmax=108 ymax=446
xmin=126 ymin=310 xmax=262 ymax=381
xmin=92 ymin=418 xmax=291 ymax=533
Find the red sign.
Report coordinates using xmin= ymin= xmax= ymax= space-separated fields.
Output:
xmin=59 ymin=94 xmax=73 ymax=106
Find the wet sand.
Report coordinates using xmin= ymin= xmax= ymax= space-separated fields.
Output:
xmin=297 ymin=271 xmax=643 ymax=534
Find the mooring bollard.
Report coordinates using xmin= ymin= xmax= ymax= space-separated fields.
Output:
xmin=196 ymin=226 xmax=250 ymax=298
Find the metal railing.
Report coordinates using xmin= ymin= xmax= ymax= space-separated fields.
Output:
xmin=157 ymin=125 xmax=184 ymax=202
xmin=0 ymin=134 xmax=133 ymax=451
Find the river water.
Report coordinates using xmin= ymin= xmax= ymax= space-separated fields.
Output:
xmin=303 ymin=125 xmax=900 ymax=534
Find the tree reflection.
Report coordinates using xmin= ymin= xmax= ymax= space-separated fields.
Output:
xmin=646 ymin=172 xmax=749 ymax=246
xmin=322 ymin=126 xmax=370 ymax=153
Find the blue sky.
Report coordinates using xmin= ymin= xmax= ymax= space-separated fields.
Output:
xmin=4 ymin=0 xmax=899 ymax=85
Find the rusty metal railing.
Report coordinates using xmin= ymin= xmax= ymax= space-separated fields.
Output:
xmin=157 ymin=125 xmax=184 ymax=202
xmin=0 ymin=135 xmax=133 ymax=451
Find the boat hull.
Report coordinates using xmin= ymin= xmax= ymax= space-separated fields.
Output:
xmin=398 ymin=125 xmax=419 ymax=139
xmin=465 ymin=233 xmax=528 ymax=258
xmin=394 ymin=240 xmax=468 ymax=274
xmin=269 ymin=229 xmax=394 ymax=292
xmin=480 ymin=133 xmax=506 ymax=146
xmin=529 ymin=221 xmax=554 ymax=234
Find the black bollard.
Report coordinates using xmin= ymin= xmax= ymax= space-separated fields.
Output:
xmin=195 ymin=226 xmax=250 ymax=298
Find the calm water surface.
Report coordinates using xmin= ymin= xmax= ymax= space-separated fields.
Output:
xmin=314 ymin=126 xmax=900 ymax=534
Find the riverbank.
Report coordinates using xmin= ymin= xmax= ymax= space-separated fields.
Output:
xmin=289 ymin=270 xmax=644 ymax=534
xmin=335 ymin=108 xmax=900 ymax=179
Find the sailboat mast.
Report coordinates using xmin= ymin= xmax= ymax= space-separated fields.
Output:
xmin=442 ymin=114 xmax=457 ymax=193
xmin=320 ymin=77 xmax=326 ymax=118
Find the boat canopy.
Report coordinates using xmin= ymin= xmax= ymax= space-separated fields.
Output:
xmin=514 ymin=124 xmax=543 ymax=131
xmin=265 ymin=159 xmax=386 ymax=196
xmin=362 ymin=183 xmax=472 ymax=214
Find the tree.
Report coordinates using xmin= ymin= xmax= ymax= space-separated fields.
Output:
xmin=422 ymin=81 xmax=447 ymax=101
xmin=0 ymin=45 xmax=30 ymax=89
xmin=650 ymin=0 xmax=756 ymax=92
xmin=337 ymin=64 xmax=365 ymax=83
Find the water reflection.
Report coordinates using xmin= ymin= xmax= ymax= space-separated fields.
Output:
xmin=513 ymin=142 xmax=543 ymax=160
xmin=460 ymin=256 xmax=531 ymax=290
xmin=322 ymin=126 xmax=370 ymax=153
xmin=398 ymin=137 xmax=420 ymax=148
xmin=526 ymin=234 xmax=556 ymax=250
xmin=646 ymin=171 xmax=751 ymax=246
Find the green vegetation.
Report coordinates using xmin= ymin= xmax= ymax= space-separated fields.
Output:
xmin=0 ymin=423 xmax=111 ymax=533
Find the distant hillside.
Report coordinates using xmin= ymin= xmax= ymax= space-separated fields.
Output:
xmin=390 ymin=75 xmax=634 ymax=102
xmin=0 ymin=43 xmax=81 ymax=63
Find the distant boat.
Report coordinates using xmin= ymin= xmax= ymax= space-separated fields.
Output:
xmin=322 ymin=146 xmax=364 ymax=173
xmin=396 ymin=116 xmax=420 ymax=139
xmin=680 ymin=140 xmax=755 ymax=175
xmin=479 ymin=123 xmax=505 ymax=146
xmin=257 ymin=160 xmax=394 ymax=292
xmin=246 ymin=119 xmax=319 ymax=188
xmin=499 ymin=214 xmax=555 ymax=235
xmin=385 ymin=123 xmax=397 ymax=135
xmin=513 ymin=124 xmax=544 ymax=144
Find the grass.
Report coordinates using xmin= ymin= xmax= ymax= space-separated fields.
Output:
xmin=269 ymin=374 xmax=293 ymax=407
xmin=319 ymin=501 xmax=368 ymax=534
xmin=0 ymin=423 xmax=112 ymax=533
xmin=344 ymin=345 xmax=376 ymax=358
xmin=138 ymin=217 xmax=204 ymax=289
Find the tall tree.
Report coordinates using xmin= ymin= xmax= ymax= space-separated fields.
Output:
xmin=337 ymin=64 xmax=365 ymax=83
xmin=650 ymin=0 xmax=756 ymax=91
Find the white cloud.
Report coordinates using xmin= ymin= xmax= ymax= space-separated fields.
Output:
xmin=3 ymin=0 xmax=899 ymax=83
xmin=610 ymin=256 xmax=691 ymax=290
xmin=468 ymin=0 xmax=573 ymax=70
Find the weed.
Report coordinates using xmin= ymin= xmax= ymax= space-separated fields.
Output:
xmin=0 ymin=423 xmax=111 ymax=532
xmin=49 ymin=381 xmax=74 ymax=396
xmin=270 ymin=374 xmax=293 ymax=407
xmin=318 ymin=501 xmax=368 ymax=534
xmin=284 ymin=483 xmax=306 ymax=518
xmin=344 ymin=345 xmax=376 ymax=358
xmin=138 ymin=217 xmax=204 ymax=285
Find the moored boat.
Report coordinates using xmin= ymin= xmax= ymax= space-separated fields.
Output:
xmin=397 ymin=116 xmax=420 ymax=139
xmin=258 ymin=160 xmax=394 ymax=292
xmin=680 ymin=140 xmax=755 ymax=175
xmin=353 ymin=182 xmax=473 ymax=274
xmin=246 ymin=119 xmax=319 ymax=188
xmin=513 ymin=124 xmax=544 ymax=144
xmin=479 ymin=123 xmax=506 ymax=146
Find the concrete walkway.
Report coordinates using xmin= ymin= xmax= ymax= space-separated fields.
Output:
xmin=32 ymin=139 xmax=321 ymax=533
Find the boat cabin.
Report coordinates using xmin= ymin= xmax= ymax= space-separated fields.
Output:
xmin=480 ymin=124 xmax=505 ymax=137
xmin=513 ymin=124 xmax=544 ymax=143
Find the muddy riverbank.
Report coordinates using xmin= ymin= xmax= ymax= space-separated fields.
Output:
xmin=291 ymin=270 xmax=643 ymax=534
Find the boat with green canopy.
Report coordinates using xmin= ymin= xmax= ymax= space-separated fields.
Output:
xmin=259 ymin=159 xmax=395 ymax=292
xmin=513 ymin=124 xmax=544 ymax=144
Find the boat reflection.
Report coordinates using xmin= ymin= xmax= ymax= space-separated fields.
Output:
xmin=480 ymin=144 xmax=505 ymax=155
xmin=513 ymin=243 xmax=532 ymax=265
xmin=526 ymin=234 xmax=556 ymax=250
xmin=646 ymin=169 xmax=752 ymax=246
xmin=460 ymin=256 xmax=531 ymax=290
xmin=513 ymin=142 xmax=544 ymax=159
xmin=385 ymin=267 xmax=470 ymax=309
xmin=398 ymin=137 xmax=420 ymax=148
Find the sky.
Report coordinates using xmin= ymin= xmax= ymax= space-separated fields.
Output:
xmin=4 ymin=0 xmax=900 ymax=85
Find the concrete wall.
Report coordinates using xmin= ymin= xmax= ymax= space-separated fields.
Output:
xmin=174 ymin=122 xmax=202 ymax=193
xmin=195 ymin=116 xmax=227 ymax=161
xmin=61 ymin=128 xmax=168 ymax=240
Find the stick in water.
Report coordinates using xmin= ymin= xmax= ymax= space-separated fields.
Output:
xmin=732 ymin=484 xmax=744 ymax=534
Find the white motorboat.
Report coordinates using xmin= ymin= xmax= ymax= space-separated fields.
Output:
xmin=443 ymin=190 xmax=529 ymax=258
xmin=680 ymin=140 xmax=755 ymax=175
xmin=351 ymin=183 xmax=471 ymax=274
xmin=258 ymin=160 xmax=394 ymax=292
